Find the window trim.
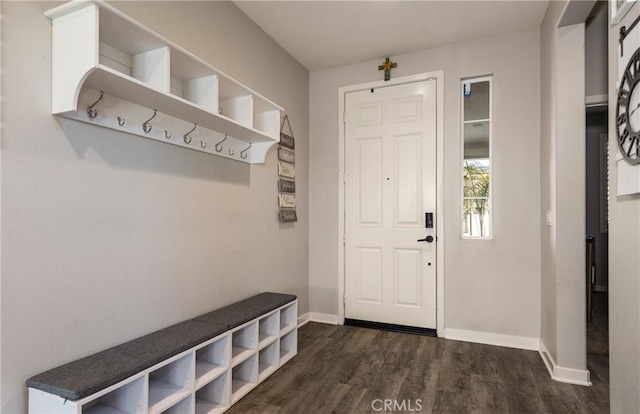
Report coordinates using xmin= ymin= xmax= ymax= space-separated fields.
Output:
xmin=461 ymin=75 xmax=493 ymax=240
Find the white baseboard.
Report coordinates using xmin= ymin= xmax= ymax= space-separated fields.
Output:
xmin=298 ymin=313 xmax=310 ymax=328
xmin=594 ymin=285 xmax=608 ymax=292
xmin=444 ymin=328 xmax=539 ymax=351
xmin=298 ymin=312 xmax=339 ymax=325
xmin=539 ymin=340 xmax=592 ymax=386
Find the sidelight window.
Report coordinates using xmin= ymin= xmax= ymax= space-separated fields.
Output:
xmin=462 ymin=76 xmax=492 ymax=238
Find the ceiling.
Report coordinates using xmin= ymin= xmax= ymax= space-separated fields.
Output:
xmin=234 ymin=1 xmax=550 ymax=71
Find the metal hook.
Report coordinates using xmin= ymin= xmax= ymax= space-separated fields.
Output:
xmin=200 ymin=140 xmax=207 ymax=149
xmin=184 ymin=123 xmax=196 ymax=144
xmin=228 ymin=148 xmax=234 ymax=156
xmin=215 ymin=134 xmax=228 ymax=152
xmin=240 ymin=142 xmax=252 ymax=159
xmin=87 ymin=91 xmax=104 ymax=119
xmin=117 ymin=117 xmax=125 ymax=127
xmin=165 ymin=130 xmax=172 ymax=139
xmin=142 ymin=109 xmax=157 ymax=133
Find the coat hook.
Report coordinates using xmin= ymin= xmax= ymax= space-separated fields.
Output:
xmin=165 ymin=130 xmax=172 ymax=139
xmin=228 ymin=148 xmax=234 ymax=156
xmin=117 ymin=117 xmax=125 ymax=127
xmin=240 ymin=142 xmax=252 ymax=159
xmin=200 ymin=140 xmax=207 ymax=149
xmin=215 ymin=134 xmax=227 ymax=152
xmin=142 ymin=109 xmax=157 ymax=133
xmin=184 ymin=123 xmax=197 ymax=144
xmin=87 ymin=90 xmax=104 ymax=119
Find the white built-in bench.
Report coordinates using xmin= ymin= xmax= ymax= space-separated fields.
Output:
xmin=27 ymin=292 xmax=298 ymax=414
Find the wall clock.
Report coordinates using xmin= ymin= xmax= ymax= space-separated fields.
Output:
xmin=617 ymin=47 xmax=640 ymax=164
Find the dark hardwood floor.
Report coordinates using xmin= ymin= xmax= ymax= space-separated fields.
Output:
xmin=229 ymin=322 xmax=609 ymax=413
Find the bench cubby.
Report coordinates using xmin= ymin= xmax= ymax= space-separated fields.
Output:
xmin=28 ymin=293 xmax=297 ymax=414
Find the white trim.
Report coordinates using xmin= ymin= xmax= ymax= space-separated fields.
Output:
xmin=594 ymin=284 xmax=608 ymax=292
xmin=585 ymin=94 xmax=608 ymax=106
xmin=309 ymin=312 xmax=340 ymax=325
xmin=539 ymin=340 xmax=592 ymax=386
xmin=461 ymin=75 xmax=493 ymax=240
xmin=298 ymin=312 xmax=310 ymax=328
xmin=444 ymin=328 xmax=539 ymax=350
xmin=337 ymin=71 xmax=445 ymax=337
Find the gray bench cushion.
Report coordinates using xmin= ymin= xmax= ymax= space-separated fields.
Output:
xmin=26 ymin=320 xmax=227 ymax=400
xmin=193 ymin=292 xmax=297 ymax=329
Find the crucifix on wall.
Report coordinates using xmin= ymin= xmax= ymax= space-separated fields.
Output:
xmin=378 ymin=57 xmax=397 ymax=81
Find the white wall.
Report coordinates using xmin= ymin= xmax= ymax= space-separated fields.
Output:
xmin=309 ymin=29 xmax=541 ymax=340
xmin=608 ymin=3 xmax=640 ymax=411
xmin=539 ymin=0 xmax=565 ymax=364
xmin=1 ymin=2 xmax=309 ymax=413
xmin=539 ymin=1 xmax=589 ymax=382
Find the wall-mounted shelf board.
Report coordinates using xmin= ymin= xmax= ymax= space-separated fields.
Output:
xmin=45 ymin=0 xmax=283 ymax=164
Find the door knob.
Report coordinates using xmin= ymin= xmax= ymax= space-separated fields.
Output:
xmin=417 ymin=235 xmax=434 ymax=243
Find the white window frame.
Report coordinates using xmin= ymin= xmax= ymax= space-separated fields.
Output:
xmin=461 ymin=75 xmax=493 ymax=239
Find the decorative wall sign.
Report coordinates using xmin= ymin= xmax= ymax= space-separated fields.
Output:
xmin=279 ymin=147 xmax=295 ymax=163
xmin=278 ymin=161 xmax=295 ymax=178
xmin=278 ymin=194 xmax=296 ymax=208
xmin=280 ymin=133 xmax=295 ymax=149
xmin=279 ymin=179 xmax=296 ymax=193
xmin=278 ymin=115 xmax=297 ymax=222
xmin=279 ymin=209 xmax=297 ymax=222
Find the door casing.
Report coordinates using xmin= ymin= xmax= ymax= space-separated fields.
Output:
xmin=338 ymin=71 xmax=445 ymax=336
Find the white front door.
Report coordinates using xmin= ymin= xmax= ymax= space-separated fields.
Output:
xmin=344 ymin=79 xmax=437 ymax=329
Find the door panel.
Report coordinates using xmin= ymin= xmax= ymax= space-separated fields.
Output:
xmin=345 ymin=79 xmax=437 ymax=329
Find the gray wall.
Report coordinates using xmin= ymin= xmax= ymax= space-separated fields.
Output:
xmin=309 ymin=29 xmax=541 ymax=340
xmin=608 ymin=3 xmax=640 ymax=411
xmin=585 ymin=110 xmax=608 ymax=289
xmin=1 ymin=2 xmax=309 ymax=413
xmin=585 ymin=1 xmax=608 ymax=98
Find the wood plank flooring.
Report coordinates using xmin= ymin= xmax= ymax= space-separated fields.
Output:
xmin=229 ymin=322 xmax=609 ymax=413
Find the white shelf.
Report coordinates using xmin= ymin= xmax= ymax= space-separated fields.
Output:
xmin=195 ymin=362 xmax=227 ymax=390
xmin=44 ymin=0 xmax=283 ymax=164
xmin=148 ymin=380 xmax=191 ymax=414
xmin=231 ymin=346 xmax=254 ymax=367
xmin=83 ymin=403 xmax=128 ymax=414
xmin=195 ymin=398 xmax=226 ymax=414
